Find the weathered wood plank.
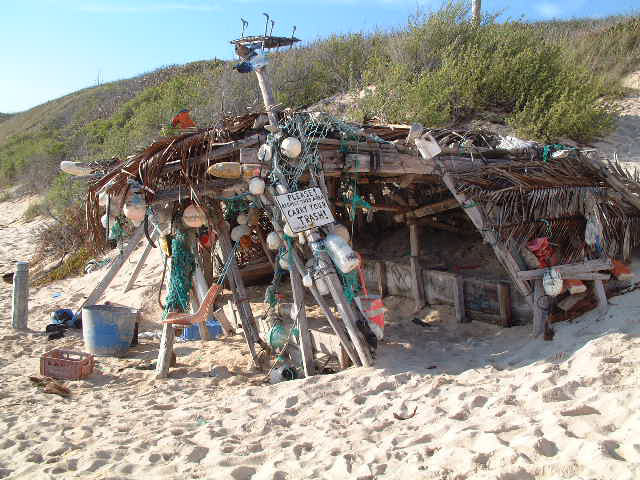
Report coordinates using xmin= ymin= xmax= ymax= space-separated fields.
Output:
xmin=453 ymin=276 xmax=466 ymax=323
xmin=532 ymin=280 xmax=547 ymax=337
xmin=497 ymin=283 xmax=512 ymax=328
xmin=516 ymin=258 xmax=612 ymax=281
xmin=409 ymin=223 xmax=426 ymax=311
xmin=375 ymin=261 xmax=387 ymax=297
xmin=289 ymin=265 xmax=315 ymax=377
xmin=394 ymin=198 xmax=459 ymax=222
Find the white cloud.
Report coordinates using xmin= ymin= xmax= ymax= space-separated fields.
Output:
xmin=535 ymin=2 xmax=562 ymax=18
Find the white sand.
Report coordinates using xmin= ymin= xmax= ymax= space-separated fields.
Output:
xmin=1 ymin=80 xmax=640 ymax=478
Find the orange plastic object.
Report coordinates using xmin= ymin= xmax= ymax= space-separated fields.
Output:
xmin=171 ymin=110 xmax=196 ymax=129
xmin=163 ymin=285 xmax=221 ymax=326
xmin=612 ymin=259 xmax=633 ymax=281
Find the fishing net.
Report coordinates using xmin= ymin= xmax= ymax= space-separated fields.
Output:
xmin=162 ymin=230 xmax=195 ymax=319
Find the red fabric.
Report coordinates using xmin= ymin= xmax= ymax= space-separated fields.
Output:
xmin=171 ymin=111 xmax=196 ymax=129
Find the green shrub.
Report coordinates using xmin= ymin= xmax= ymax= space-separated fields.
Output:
xmin=359 ymin=2 xmax=617 ymax=142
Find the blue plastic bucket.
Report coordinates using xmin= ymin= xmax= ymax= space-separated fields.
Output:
xmin=180 ymin=320 xmax=222 ymax=341
xmin=82 ymin=305 xmax=138 ymax=357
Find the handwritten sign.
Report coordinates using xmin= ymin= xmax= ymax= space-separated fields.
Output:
xmin=275 ymin=187 xmax=335 ymax=233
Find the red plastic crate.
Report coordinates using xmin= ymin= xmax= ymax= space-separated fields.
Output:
xmin=40 ymin=349 xmax=94 ymax=380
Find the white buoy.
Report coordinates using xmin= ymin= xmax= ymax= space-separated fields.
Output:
xmin=101 ymin=213 xmax=117 ymax=229
xmin=334 ymin=224 xmax=350 ymax=243
xmin=182 ymin=204 xmax=207 ymax=228
xmin=231 ymin=224 xmax=250 ymax=242
xmin=266 ymin=231 xmax=281 ymax=250
xmin=248 ymin=177 xmax=266 ymax=196
xmin=60 ymin=161 xmax=93 ymax=176
xmin=280 ymin=137 xmax=302 ymax=159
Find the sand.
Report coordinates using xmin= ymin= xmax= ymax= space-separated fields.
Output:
xmin=1 ymin=77 xmax=640 ymax=479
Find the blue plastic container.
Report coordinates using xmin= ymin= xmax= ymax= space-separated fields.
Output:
xmin=180 ymin=320 xmax=222 ymax=341
xmin=82 ymin=305 xmax=138 ymax=357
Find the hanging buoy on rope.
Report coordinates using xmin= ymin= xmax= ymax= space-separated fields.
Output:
xmin=231 ymin=224 xmax=250 ymax=242
xmin=59 ymin=161 xmax=93 ymax=176
xmin=123 ymin=181 xmax=146 ymax=226
xmin=280 ymin=137 xmax=302 ymax=159
xmin=543 ymin=268 xmax=563 ymax=297
xmin=248 ymin=177 xmax=266 ymax=196
xmin=101 ymin=213 xmax=117 ymax=230
xmin=266 ymin=231 xmax=281 ymax=250
xmin=324 ymin=233 xmax=360 ymax=273
xmin=207 ymin=162 xmax=266 ymax=179
xmin=182 ymin=204 xmax=207 ymax=228
xmin=333 ymin=224 xmax=350 ymax=244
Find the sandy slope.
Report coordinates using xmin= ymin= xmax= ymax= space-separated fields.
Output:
xmin=1 ymin=81 xmax=640 ymax=479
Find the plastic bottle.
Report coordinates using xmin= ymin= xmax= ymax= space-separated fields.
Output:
xmin=324 ymin=233 xmax=360 ymax=273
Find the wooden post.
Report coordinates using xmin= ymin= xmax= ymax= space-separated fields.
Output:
xmin=409 ymin=223 xmax=425 ymax=312
xmin=375 ymin=261 xmax=387 ymax=297
xmin=254 ymin=67 xmax=278 ymax=127
xmin=325 ymin=272 xmax=373 ymax=367
xmin=497 ymin=283 xmax=512 ymax=328
xmin=213 ymin=308 xmax=236 ymax=336
xmin=472 ymin=0 xmax=481 ymax=24
xmin=80 ymin=225 xmax=145 ymax=311
xmin=453 ymin=275 xmax=466 ymax=323
xmin=287 ymin=248 xmax=361 ymax=368
xmin=594 ymin=280 xmax=608 ymax=316
xmin=532 ymin=280 xmax=547 ymax=337
xmin=255 ymin=223 xmax=275 ymax=268
xmin=289 ymin=264 xmax=316 ymax=377
xmin=11 ymin=261 xmax=28 ymax=330
xmin=156 ymin=323 xmax=175 ymax=379
xmin=123 ymin=236 xmax=156 ymax=292
xmin=209 ymin=202 xmax=263 ymax=367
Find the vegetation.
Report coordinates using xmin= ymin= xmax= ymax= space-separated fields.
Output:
xmin=0 ymin=2 xmax=637 ymax=280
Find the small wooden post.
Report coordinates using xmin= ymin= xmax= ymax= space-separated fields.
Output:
xmin=375 ymin=261 xmax=387 ymax=297
xmin=123 ymin=239 xmax=155 ymax=293
xmin=254 ymin=67 xmax=278 ymax=126
xmin=532 ymin=280 xmax=547 ymax=337
xmin=453 ymin=275 xmax=466 ymax=323
xmin=191 ymin=263 xmax=211 ymax=341
xmin=594 ymin=279 xmax=608 ymax=316
xmin=289 ymin=265 xmax=315 ymax=377
xmin=156 ymin=323 xmax=175 ymax=379
xmin=409 ymin=223 xmax=425 ymax=312
xmin=81 ymin=225 xmax=145 ymax=310
xmin=497 ymin=283 xmax=512 ymax=328
xmin=213 ymin=308 xmax=236 ymax=336
xmin=472 ymin=0 xmax=481 ymax=24
xmin=11 ymin=261 xmax=29 ymax=330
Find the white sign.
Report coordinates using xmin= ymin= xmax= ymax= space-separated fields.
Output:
xmin=275 ymin=187 xmax=335 ymax=233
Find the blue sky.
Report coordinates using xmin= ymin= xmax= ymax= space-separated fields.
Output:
xmin=1 ymin=0 xmax=636 ymax=113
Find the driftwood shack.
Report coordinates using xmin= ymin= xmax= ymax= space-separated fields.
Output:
xmin=82 ymin=34 xmax=640 ymax=379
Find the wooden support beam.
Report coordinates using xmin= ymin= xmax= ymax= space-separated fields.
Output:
xmin=151 ymin=180 xmax=239 ymax=205
xmin=532 ymin=280 xmax=547 ymax=338
xmin=516 ymin=258 xmax=612 ymax=281
xmin=375 ymin=261 xmax=387 ymax=297
xmin=289 ymin=266 xmax=315 ymax=377
xmin=453 ymin=276 xmax=466 ymax=323
xmin=409 ymin=223 xmax=426 ymax=312
xmin=594 ymin=279 xmax=608 ymax=315
xmin=155 ymin=323 xmax=175 ymax=379
xmin=209 ymin=202 xmax=264 ymax=366
xmin=394 ymin=198 xmax=459 ymax=222
xmin=162 ymin=135 xmax=263 ymax=174
xmin=123 ymin=232 xmax=157 ymax=293
xmin=415 ymin=216 xmax=468 ymax=234
xmin=213 ymin=308 xmax=236 ymax=336
xmin=497 ymin=283 xmax=512 ymax=328
xmin=79 ymin=225 xmax=145 ymax=311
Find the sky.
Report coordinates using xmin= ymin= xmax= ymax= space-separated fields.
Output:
xmin=1 ymin=0 xmax=637 ymax=113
